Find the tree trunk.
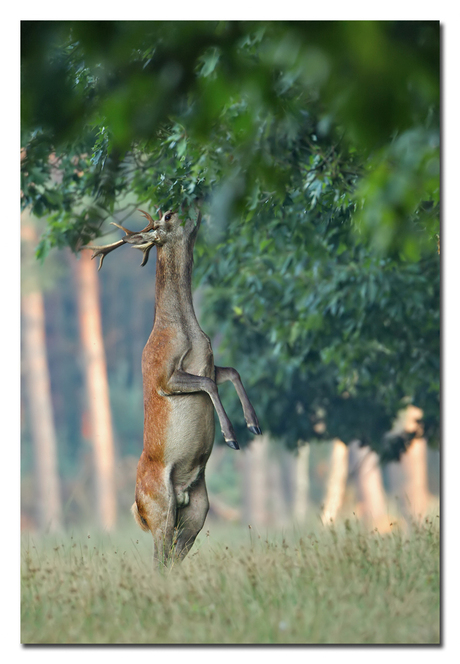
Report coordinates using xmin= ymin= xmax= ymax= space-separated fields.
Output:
xmin=21 ymin=220 xmax=63 ymax=532
xmin=400 ymin=437 xmax=429 ymax=521
xmin=75 ymin=251 xmax=117 ymax=530
xmin=321 ymin=439 xmax=349 ymax=525
xmin=241 ymin=435 xmax=269 ymax=528
xmin=390 ymin=405 xmax=429 ymax=522
xmin=238 ymin=449 xmax=252 ymax=526
xmin=386 ymin=459 xmax=405 ymax=514
xmin=268 ymin=448 xmax=289 ymax=526
xmin=206 ymin=445 xmax=242 ymax=522
xmin=350 ymin=441 xmax=390 ymax=532
xmin=22 ymin=291 xmax=63 ymax=531
xmin=293 ymin=443 xmax=310 ymax=524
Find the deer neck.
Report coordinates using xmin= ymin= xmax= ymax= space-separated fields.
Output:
xmin=153 ymin=237 xmax=199 ymax=328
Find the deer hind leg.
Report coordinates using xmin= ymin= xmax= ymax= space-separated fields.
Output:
xmin=215 ymin=366 xmax=262 ymax=435
xmin=173 ymin=475 xmax=209 ymax=562
xmin=133 ymin=479 xmax=177 ymax=567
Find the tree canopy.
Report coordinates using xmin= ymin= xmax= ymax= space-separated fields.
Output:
xmin=21 ymin=20 xmax=440 ymax=457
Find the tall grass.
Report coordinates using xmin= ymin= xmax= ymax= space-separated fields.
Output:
xmin=21 ymin=516 xmax=440 ymax=644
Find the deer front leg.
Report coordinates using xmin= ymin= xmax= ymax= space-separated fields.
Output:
xmin=164 ymin=369 xmax=239 ymax=450
xmin=215 ymin=366 xmax=262 ymax=436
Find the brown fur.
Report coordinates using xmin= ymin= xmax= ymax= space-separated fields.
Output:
xmin=133 ymin=328 xmax=173 ymax=531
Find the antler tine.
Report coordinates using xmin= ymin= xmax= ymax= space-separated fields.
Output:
xmin=83 ymin=216 xmax=140 ymax=270
xmin=83 ymin=209 xmax=159 ymax=270
xmin=84 ymin=239 xmax=126 ymax=271
xmin=95 ymin=253 xmax=107 ymax=272
xmin=110 ymin=221 xmax=136 ymax=235
xmin=126 ymin=238 xmax=155 ymax=267
xmin=137 ymin=208 xmax=158 ymax=231
xmin=140 ymin=245 xmax=154 ymax=267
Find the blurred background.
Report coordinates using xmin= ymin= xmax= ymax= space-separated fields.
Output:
xmin=20 ymin=20 xmax=440 ymax=536
xmin=20 ymin=211 xmax=440 ymax=536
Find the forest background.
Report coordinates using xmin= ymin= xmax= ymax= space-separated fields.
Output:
xmin=18 ymin=19 xmax=443 ymax=537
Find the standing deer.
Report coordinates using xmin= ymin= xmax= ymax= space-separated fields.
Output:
xmin=88 ymin=206 xmax=261 ymax=565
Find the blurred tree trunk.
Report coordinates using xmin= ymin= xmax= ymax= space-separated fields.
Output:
xmin=350 ymin=441 xmax=390 ymax=532
xmin=386 ymin=459 xmax=405 ymax=514
xmin=391 ymin=405 xmax=428 ymax=521
xmin=321 ymin=439 xmax=349 ymax=525
xmin=239 ymin=450 xmax=252 ymax=526
xmin=400 ymin=437 xmax=429 ymax=521
xmin=21 ymin=220 xmax=63 ymax=532
xmin=241 ymin=435 xmax=269 ymax=528
xmin=293 ymin=443 xmax=310 ymax=524
xmin=75 ymin=251 xmax=117 ymax=530
xmin=268 ymin=447 xmax=289 ymax=526
xmin=206 ymin=446 xmax=241 ymax=521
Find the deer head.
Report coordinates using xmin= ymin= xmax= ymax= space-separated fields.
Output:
xmin=86 ymin=207 xmax=202 ymax=270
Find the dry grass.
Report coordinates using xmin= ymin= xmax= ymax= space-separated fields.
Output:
xmin=21 ymin=516 xmax=440 ymax=644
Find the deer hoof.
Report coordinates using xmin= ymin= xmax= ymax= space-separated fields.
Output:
xmin=225 ymin=439 xmax=240 ymax=450
xmin=248 ymin=425 xmax=262 ymax=435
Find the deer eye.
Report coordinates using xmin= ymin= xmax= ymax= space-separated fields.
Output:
xmin=165 ymin=214 xmax=172 ymax=221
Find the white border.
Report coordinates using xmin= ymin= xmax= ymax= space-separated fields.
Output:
xmin=6 ymin=6 xmax=459 ymax=662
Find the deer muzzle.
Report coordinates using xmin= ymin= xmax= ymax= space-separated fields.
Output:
xmin=123 ymin=229 xmax=161 ymax=248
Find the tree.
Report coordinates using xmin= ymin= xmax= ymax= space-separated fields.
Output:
xmin=241 ymin=436 xmax=270 ymax=527
xmin=74 ymin=250 xmax=117 ymax=530
xmin=400 ymin=437 xmax=429 ymax=520
xmin=349 ymin=441 xmax=390 ymax=532
xmin=321 ymin=439 xmax=349 ymax=525
xmin=199 ymin=202 xmax=439 ymax=454
xmin=21 ymin=214 xmax=63 ymax=531
xmin=21 ymin=21 xmax=438 ymax=257
xmin=388 ymin=405 xmax=429 ymax=521
xmin=293 ymin=443 xmax=310 ymax=524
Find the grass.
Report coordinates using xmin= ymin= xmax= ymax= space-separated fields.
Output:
xmin=21 ymin=516 xmax=440 ymax=645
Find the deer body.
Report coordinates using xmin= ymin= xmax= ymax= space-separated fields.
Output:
xmin=89 ymin=207 xmax=261 ymax=565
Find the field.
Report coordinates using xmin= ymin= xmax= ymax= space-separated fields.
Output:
xmin=21 ymin=516 xmax=440 ymax=645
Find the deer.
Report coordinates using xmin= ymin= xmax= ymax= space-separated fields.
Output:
xmin=87 ymin=205 xmax=261 ymax=566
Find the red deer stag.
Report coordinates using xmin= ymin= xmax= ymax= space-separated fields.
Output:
xmin=87 ymin=206 xmax=261 ymax=565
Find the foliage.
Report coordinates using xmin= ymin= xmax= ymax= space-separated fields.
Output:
xmin=21 ymin=21 xmax=440 ymax=454
xmin=21 ymin=21 xmax=439 ymax=256
xmin=201 ymin=202 xmax=439 ymax=453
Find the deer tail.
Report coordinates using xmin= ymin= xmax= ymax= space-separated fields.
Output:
xmin=131 ymin=501 xmax=150 ymax=532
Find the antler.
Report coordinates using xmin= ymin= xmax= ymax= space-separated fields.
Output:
xmin=85 ymin=237 xmax=125 ymax=271
xmin=122 ymin=209 xmax=162 ymax=267
xmin=137 ymin=208 xmax=160 ymax=231
xmin=123 ymin=234 xmax=156 ymax=267
xmin=84 ymin=209 xmax=161 ymax=270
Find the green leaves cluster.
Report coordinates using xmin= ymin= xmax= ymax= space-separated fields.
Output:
xmin=198 ymin=192 xmax=439 ymax=454
xmin=22 ymin=21 xmax=439 ymax=256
